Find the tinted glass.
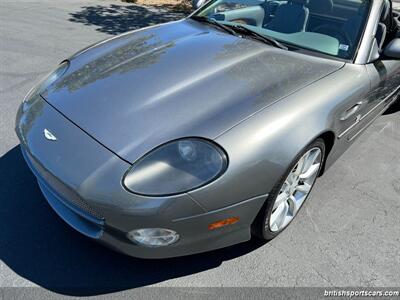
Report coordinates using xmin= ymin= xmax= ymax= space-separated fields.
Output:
xmin=195 ymin=0 xmax=372 ymax=59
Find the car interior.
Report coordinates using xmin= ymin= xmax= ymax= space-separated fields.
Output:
xmin=199 ymin=0 xmax=400 ymax=59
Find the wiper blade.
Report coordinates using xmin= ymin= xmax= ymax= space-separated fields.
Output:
xmin=190 ymin=16 xmax=287 ymax=50
xmin=229 ymin=24 xmax=288 ymax=50
xmin=190 ymin=16 xmax=239 ymax=37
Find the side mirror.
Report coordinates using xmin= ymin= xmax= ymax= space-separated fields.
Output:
xmin=192 ymin=0 xmax=206 ymax=9
xmin=384 ymin=38 xmax=400 ymax=59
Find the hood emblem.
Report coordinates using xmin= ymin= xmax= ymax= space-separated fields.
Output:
xmin=44 ymin=129 xmax=57 ymax=141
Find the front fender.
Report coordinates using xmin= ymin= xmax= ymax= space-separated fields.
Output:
xmin=189 ymin=63 xmax=370 ymax=212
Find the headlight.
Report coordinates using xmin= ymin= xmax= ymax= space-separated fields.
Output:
xmin=123 ymin=138 xmax=228 ymax=196
xmin=22 ymin=61 xmax=69 ymax=106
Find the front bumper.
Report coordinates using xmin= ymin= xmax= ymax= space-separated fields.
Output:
xmin=16 ymin=95 xmax=266 ymax=258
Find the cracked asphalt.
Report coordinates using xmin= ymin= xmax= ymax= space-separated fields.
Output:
xmin=0 ymin=0 xmax=399 ymax=298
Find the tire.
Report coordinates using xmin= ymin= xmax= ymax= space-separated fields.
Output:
xmin=252 ymin=139 xmax=325 ymax=241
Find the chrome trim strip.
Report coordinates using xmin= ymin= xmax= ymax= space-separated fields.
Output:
xmin=348 ymin=93 xmax=398 ymax=142
xmin=338 ymin=86 xmax=399 ymax=139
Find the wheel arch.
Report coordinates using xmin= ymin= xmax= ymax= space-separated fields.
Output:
xmin=315 ymin=130 xmax=336 ymax=176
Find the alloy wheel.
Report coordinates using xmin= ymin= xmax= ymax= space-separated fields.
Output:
xmin=268 ymin=147 xmax=322 ymax=232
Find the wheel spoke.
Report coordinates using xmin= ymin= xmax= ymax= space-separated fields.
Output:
xmin=294 ymin=155 xmax=307 ymax=176
xmin=296 ymin=182 xmax=311 ymax=193
xmin=287 ymin=195 xmax=300 ymax=216
xmin=302 ymin=149 xmax=320 ymax=174
xmin=271 ymin=201 xmax=289 ymax=230
xmin=273 ymin=192 xmax=289 ymax=211
xmin=299 ymin=163 xmax=320 ymax=180
xmin=282 ymin=181 xmax=290 ymax=193
xmin=286 ymin=173 xmax=295 ymax=185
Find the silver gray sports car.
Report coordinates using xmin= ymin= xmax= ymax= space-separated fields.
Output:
xmin=16 ymin=0 xmax=400 ymax=258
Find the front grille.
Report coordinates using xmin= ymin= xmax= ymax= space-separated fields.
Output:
xmin=37 ymin=178 xmax=104 ymax=238
xmin=21 ymin=147 xmax=104 ymax=221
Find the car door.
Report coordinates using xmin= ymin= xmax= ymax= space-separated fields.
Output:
xmin=346 ymin=2 xmax=400 ymax=141
xmin=365 ymin=59 xmax=400 ymax=118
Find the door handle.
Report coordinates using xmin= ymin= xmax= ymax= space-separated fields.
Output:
xmin=341 ymin=102 xmax=363 ymax=121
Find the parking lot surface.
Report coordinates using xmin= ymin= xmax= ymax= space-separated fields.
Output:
xmin=0 ymin=0 xmax=399 ymax=297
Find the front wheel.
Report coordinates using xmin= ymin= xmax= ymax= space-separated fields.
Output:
xmin=253 ymin=139 xmax=325 ymax=240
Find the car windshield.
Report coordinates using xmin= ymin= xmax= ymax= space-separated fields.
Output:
xmin=193 ymin=0 xmax=372 ymax=59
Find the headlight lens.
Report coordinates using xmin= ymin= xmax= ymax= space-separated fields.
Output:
xmin=23 ymin=61 xmax=69 ymax=104
xmin=127 ymin=228 xmax=179 ymax=247
xmin=123 ymin=138 xmax=228 ymax=196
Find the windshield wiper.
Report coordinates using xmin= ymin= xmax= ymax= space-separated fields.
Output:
xmin=228 ymin=24 xmax=288 ymax=50
xmin=190 ymin=16 xmax=239 ymax=37
xmin=190 ymin=16 xmax=287 ymax=50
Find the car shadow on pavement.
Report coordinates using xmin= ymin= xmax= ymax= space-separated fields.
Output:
xmin=0 ymin=146 xmax=265 ymax=296
xmin=68 ymin=3 xmax=186 ymax=35
xmin=383 ymin=95 xmax=400 ymax=115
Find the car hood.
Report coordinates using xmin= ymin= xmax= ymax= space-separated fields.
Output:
xmin=43 ymin=20 xmax=344 ymax=163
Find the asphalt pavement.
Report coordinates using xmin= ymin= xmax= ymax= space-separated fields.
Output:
xmin=0 ymin=0 xmax=399 ymax=298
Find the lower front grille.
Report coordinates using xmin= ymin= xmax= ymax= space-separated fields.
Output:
xmin=21 ymin=147 xmax=105 ymax=238
xmin=21 ymin=147 xmax=104 ymax=220
xmin=37 ymin=179 xmax=104 ymax=239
